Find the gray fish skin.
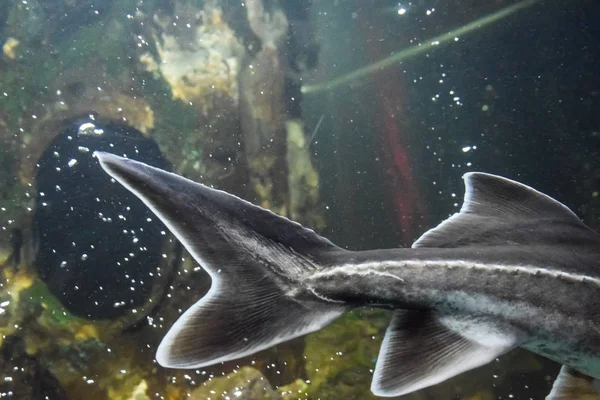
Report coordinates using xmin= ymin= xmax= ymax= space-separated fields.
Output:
xmin=94 ymin=151 xmax=600 ymax=398
xmin=310 ymin=245 xmax=600 ymax=376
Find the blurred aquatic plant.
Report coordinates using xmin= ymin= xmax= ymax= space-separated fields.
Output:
xmin=239 ymin=0 xmax=290 ymax=213
xmin=2 ymin=37 xmax=19 ymax=59
xmin=0 ymin=0 xmax=141 ymax=134
xmin=189 ymin=367 xmax=281 ymax=400
xmin=4 ymin=0 xmax=118 ymax=45
xmin=304 ymin=309 xmax=391 ymax=400
xmin=286 ymin=120 xmax=324 ymax=229
xmin=302 ymin=0 xmax=541 ymax=94
xmin=149 ymin=0 xmax=245 ymax=115
xmin=4 ymin=0 xmax=45 ymax=41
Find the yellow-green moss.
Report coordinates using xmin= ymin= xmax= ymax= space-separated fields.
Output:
xmin=303 ymin=309 xmax=391 ymax=399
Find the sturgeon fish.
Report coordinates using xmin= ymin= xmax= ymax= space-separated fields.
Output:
xmin=95 ymin=152 xmax=600 ymax=399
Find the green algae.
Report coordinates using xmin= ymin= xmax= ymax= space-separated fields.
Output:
xmin=304 ymin=309 xmax=391 ymax=399
xmin=22 ymin=280 xmax=76 ymax=326
xmin=189 ymin=366 xmax=281 ymax=400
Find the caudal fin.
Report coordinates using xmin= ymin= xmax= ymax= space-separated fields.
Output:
xmin=95 ymin=152 xmax=345 ymax=368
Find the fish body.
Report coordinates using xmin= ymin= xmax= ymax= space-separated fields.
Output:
xmin=95 ymin=152 xmax=600 ymax=399
xmin=311 ymin=245 xmax=600 ymax=382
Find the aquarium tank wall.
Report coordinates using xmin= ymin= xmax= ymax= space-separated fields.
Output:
xmin=0 ymin=0 xmax=598 ymax=399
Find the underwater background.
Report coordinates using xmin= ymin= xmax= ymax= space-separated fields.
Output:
xmin=0 ymin=0 xmax=598 ymax=398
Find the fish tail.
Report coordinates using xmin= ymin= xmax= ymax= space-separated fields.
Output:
xmin=95 ymin=152 xmax=346 ymax=368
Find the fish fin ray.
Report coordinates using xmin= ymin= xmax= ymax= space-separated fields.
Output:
xmin=413 ymin=172 xmax=583 ymax=248
xmin=546 ymin=366 xmax=600 ymax=399
xmin=371 ymin=310 xmax=518 ymax=397
xmin=95 ymin=152 xmax=345 ymax=368
xmin=156 ymin=283 xmax=344 ymax=368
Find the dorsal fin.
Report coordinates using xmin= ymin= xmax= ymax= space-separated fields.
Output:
xmin=457 ymin=172 xmax=579 ymax=221
xmin=413 ymin=172 xmax=584 ymax=248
